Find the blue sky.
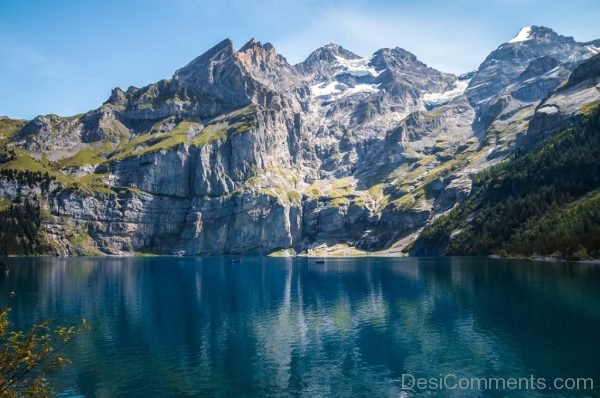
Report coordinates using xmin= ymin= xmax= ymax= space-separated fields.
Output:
xmin=1 ymin=0 xmax=599 ymax=119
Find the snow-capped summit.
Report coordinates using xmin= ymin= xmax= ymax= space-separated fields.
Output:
xmin=506 ymin=25 xmax=565 ymax=45
xmin=466 ymin=25 xmax=591 ymax=107
xmin=509 ymin=26 xmax=533 ymax=43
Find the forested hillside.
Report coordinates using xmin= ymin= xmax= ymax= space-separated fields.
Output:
xmin=412 ymin=107 xmax=600 ymax=260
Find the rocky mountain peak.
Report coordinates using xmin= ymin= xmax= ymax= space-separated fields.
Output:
xmin=235 ymin=38 xmax=286 ymax=64
xmin=238 ymin=38 xmax=277 ymax=54
xmin=372 ymin=47 xmax=419 ymax=66
xmin=167 ymin=38 xmax=253 ymax=117
xmin=172 ymin=37 xmax=299 ymax=92
xmin=466 ymin=26 xmax=592 ymax=108
xmin=233 ymin=38 xmax=300 ymax=94
xmin=507 ymin=25 xmax=568 ymax=45
xmin=297 ymin=43 xmax=361 ymax=75
xmin=309 ymin=43 xmax=360 ymax=61
xmin=239 ymin=37 xmax=258 ymax=51
xmin=175 ymin=38 xmax=235 ymax=78
xmin=371 ymin=47 xmax=455 ymax=94
xmin=105 ymin=87 xmax=128 ymax=108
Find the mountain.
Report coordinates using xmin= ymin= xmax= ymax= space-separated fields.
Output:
xmin=0 ymin=26 xmax=599 ymax=257
xmin=412 ymin=105 xmax=600 ymax=259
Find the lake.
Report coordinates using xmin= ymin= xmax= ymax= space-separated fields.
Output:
xmin=0 ymin=257 xmax=599 ymax=397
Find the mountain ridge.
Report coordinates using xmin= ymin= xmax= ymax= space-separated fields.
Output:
xmin=0 ymin=26 xmax=599 ymax=256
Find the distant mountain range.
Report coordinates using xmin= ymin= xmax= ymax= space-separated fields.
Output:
xmin=1 ymin=25 xmax=599 ymax=257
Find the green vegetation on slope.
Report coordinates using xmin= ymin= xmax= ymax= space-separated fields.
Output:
xmin=109 ymin=120 xmax=196 ymax=161
xmin=0 ymin=149 xmax=116 ymax=195
xmin=192 ymin=105 xmax=257 ymax=146
xmin=57 ymin=143 xmax=114 ymax=167
xmin=0 ymin=149 xmax=53 ymax=174
xmin=0 ymin=199 xmax=50 ymax=255
xmin=412 ymin=106 xmax=600 ymax=259
xmin=388 ymin=152 xmax=470 ymax=212
xmin=0 ymin=117 xmax=27 ymax=146
xmin=0 ymin=106 xmax=258 ymax=195
xmin=506 ymin=191 xmax=600 ymax=258
xmin=0 ymin=148 xmax=77 ymax=187
xmin=0 ymin=168 xmax=56 ymax=186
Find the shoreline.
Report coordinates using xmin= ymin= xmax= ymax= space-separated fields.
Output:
xmin=1 ymin=253 xmax=599 ymax=264
xmin=489 ymin=254 xmax=600 ymax=265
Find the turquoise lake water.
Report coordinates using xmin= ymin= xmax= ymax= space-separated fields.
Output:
xmin=0 ymin=257 xmax=599 ymax=397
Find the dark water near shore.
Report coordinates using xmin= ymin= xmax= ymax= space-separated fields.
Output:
xmin=0 ymin=257 xmax=599 ymax=397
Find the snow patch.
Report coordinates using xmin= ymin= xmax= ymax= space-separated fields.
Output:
xmin=509 ymin=26 xmax=533 ymax=43
xmin=310 ymin=81 xmax=379 ymax=102
xmin=422 ymin=79 xmax=470 ymax=107
xmin=586 ymin=45 xmax=600 ymax=55
xmin=311 ymin=82 xmax=341 ymax=97
xmin=308 ymin=54 xmax=383 ymax=104
xmin=345 ymin=83 xmax=380 ymax=95
xmin=334 ymin=55 xmax=382 ymax=77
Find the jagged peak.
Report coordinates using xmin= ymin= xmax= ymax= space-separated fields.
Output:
xmin=301 ymin=43 xmax=360 ymax=66
xmin=234 ymin=38 xmax=295 ymax=74
xmin=208 ymin=38 xmax=234 ymax=54
xmin=238 ymin=38 xmax=276 ymax=54
xmin=321 ymin=42 xmax=360 ymax=58
xmin=175 ymin=38 xmax=235 ymax=78
xmin=240 ymin=37 xmax=258 ymax=51
xmin=104 ymin=87 xmax=128 ymax=107
xmin=372 ymin=46 xmax=419 ymax=64
xmin=509 ymin=25 xmax=534 ymax=43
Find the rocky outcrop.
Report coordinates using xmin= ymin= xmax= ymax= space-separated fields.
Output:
xmin=525 ymin=54 xmax=600 ymax=146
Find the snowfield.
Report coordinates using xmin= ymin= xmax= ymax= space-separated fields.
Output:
xmin=509 ymin=26 xmax=533 ymax=43
xmin=422 ymin=78 xmax=470 ymax=107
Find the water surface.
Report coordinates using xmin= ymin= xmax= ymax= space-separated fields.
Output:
xmin=0 ymin=257 xmax=599 ymax=397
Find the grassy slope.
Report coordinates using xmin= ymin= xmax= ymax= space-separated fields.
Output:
xmin=0 ymin=117 xmax=27 ymax=146
xmin=0 ymin=106 xmax=257 ymax=195
xmin=0 ymin=107 xmax=259 ymax=255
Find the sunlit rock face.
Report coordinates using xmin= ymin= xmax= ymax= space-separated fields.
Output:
xmin=1 ymin=27 xmax=599 ymax=255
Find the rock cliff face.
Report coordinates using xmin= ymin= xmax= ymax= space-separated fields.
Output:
xmin=1 ymin=26 xmax=599 ymax=256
